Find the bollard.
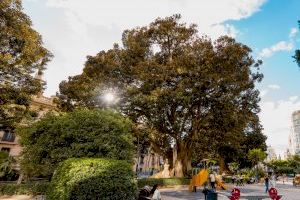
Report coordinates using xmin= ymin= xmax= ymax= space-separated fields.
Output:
xmin=229 ymin=188 xmax=240 ymax=200
xmin=268 ymin=188 xmax=282 ymax=200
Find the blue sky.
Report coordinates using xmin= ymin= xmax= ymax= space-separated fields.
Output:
xmin=23 ymin=0 xmax=300 ymax=156
xmin=232 ymin=0 xmax=300 ymax=101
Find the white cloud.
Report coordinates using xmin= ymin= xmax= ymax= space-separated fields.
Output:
xmin=260 ymin=90 xmax=268 ymax=97
xmin=260 ymin=96 xmax=300 ymax=156
xmin=268 ymin=84 xmax=281 ymax=90
xmin=289 ymin=27 xmax=298 ymax=39
xmin=24 ymin=0 xmax=267 ymax=95
xmin=258 ymin=27 xmax=298 ymax=59
xmin=259 ymin=41 xmax=293 ymax=58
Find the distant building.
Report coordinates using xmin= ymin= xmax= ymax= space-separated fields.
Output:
xmin=0 ymin=73 xmax=56 ymax=159
xmin=133 ymin=148 xmax=163 ymax=176
xmin=284 ymin=148 xmax=291 ymax=159
xmin=266 ymin=146 xmax=277 ymax=161
xmin=288 ymin=110 xmax=300 ymax=155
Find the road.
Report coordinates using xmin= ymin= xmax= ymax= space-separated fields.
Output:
xmin=160 ymin=183 xmax=300 ymax=200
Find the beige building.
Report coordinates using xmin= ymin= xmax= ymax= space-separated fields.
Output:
xmin=134 ymin=148 xmax=163 ymax=176
xmin=266 ymin=146 xmax=277 ymax=162
xmin=288 ymin=110 xmax=300 ymax=155
xmin=0 ymin=73 xmax=56 ymax=158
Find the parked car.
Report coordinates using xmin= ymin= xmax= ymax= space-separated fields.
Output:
xmin=293 ymin=174 xmax=300 ymax=186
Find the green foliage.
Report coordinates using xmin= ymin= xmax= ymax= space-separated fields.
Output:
xmin=47 ymin=158 xmax=137 ymax=200
xmin=18 ymin=109 xmax=134 ymax=177
xmin=0 ymin=0 xmax=52 ymax=127
xmin=137 ymin=178 xmax=191 ymax=188
xmin=246 ymin=167 xmax=266 ymax=179
xmin=57 ymin=14 xmax=266 ymax=176
xmin=0 ymin=151 xmax=18 ymax=180
xmin=0 ymin=182 xmax=48 ymax=195
xmin=267 ymin=155 xmax=300 ymax=174
xmin=228 ymin=162 xmax=240 ymax=173
xmin=294 ymin=49 xmax=300 ymax=66
xmin=222 ymin=176 xmax=250 ymax=183
xmin=248 ymin=149 xmax=267 ymax=166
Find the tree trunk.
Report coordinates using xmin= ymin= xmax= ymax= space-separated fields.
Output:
xmin=173 ymin=143 xmax=191 ymax=177
xmin=219 ymin=157 xmax=230 ymax=174
xmin=174 ymin=159 xmax=184 ymax=177
xmin=17 ymin=172 xmax=24 ymax=185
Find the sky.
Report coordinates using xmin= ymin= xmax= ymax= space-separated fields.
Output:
xmin=23 ymin=0 xmax=300 ymax=156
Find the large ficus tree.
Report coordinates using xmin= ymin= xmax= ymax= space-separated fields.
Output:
xmin=58 ymin=15 xmax=265 ymax=177
xmin=0 ymin=0 xmax=52 ymax=127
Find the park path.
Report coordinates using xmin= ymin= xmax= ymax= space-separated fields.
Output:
xmin=161 ymin=183 xmax=300 ymax=200
xmin=1 ymin=183 xmax=299 ymax=200
xmin=160 ymin=186 xmax=228 ymax=200
xmin=0 ymin=195 xmax=43 ymax=200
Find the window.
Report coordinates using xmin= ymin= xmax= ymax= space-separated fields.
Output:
xmin=1 ymin=130 xmax=15 ymax=142
xmin=1 ymin=148 xmax=10 ymax=153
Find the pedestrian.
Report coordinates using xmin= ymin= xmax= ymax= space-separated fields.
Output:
xmin=236 ymin=175 xmax=240 ymax=186
xmin=264 ymin=175 xmax=269 ymax=193
xmin=270 ymin=174 xmax=277 ymax=188
xmin=150 ymin=184 xmax=161 ymax=200
xmin=202 ymin=184 xmax=209 ymax=200
xmin=231 ymin=175 xmax=236 ymax=185
xmin=209 ymin=172 xmax=216 ymax=191
xmin=237 ymin=174 xmax=243 ymax=186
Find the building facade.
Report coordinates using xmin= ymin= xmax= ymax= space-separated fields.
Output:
xmin=266 ymin=146 xmax=277 ymax=162
xmin=0 ymin=74 xmax=56 ymax=158
xmin=133 ymin=148 xmax=164 ymax=176
xmin=288 ymin=110 xmax=300 ymax=155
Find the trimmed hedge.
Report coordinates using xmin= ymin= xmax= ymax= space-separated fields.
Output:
xmin=137 ymin=178 xmax=191 ymax=188
xmin=0 ymin=182 xmax=49 ymax=196
xmin=47 ymin=158 xmax=137 ymax=200
xmin=19 ymin=109 xmax=134 ymax=177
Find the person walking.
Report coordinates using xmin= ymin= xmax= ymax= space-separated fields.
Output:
xmin=236 ymin=175 xmax=242 ymax=186
xmin=264 ymin=175 xmax=270 ymax=193
xmin=209 ymin=172 xmax=216 ymax=191
xmin=231 ymin=175 xmax=235 ymax=185
xmin=270 ymin=174 xmax=277 ymax=188
xmin=151 ymin=184 xmax=161 ymax=200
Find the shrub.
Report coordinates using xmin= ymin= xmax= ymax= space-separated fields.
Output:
xmin=47 ymin=158 xmax=137 ymax=200
xmin=0 ymin=182 xmax=49 ymax=195
xmin=18 ymin=109 xmax=134 ymax=177
xmin=137 ymin=178 xmax=191 ymax=188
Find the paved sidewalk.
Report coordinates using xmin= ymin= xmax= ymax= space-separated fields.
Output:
xmin=160 ymin=186 xmax=228 ymax=200
xmin=161 ymin=183 xmax=300 ymax=200
xmin=0 ymin=195 xmax=44 ymax=200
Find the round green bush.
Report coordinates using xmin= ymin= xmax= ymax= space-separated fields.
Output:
xmin=19 ymin=109 xmax=134 ymax=177
xmin=47 ymin=158 xmax=137 ymax=200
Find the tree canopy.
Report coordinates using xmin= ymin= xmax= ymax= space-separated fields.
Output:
xmin=57 ymin=15 xmax=266 ymax=176
xmin=248 ymin=148 xmax=267 ymax=167
xmin=267 ymin=155 xmax=300 ymax=175
xmin=17 ymin=109 xmax=134 ymax=177
xmin=0 ymin=0 xmax=52 ymax=127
